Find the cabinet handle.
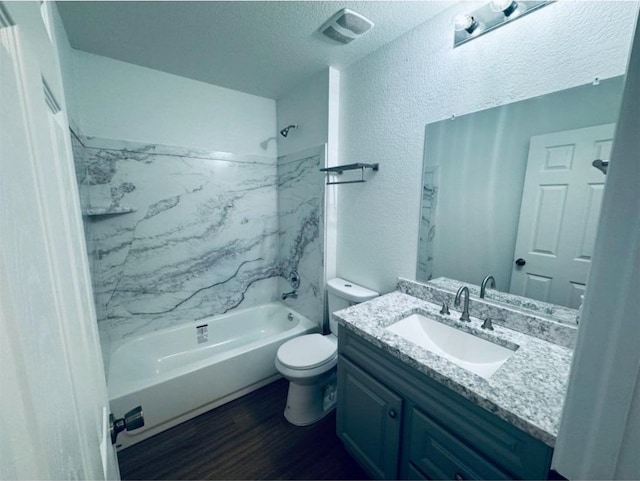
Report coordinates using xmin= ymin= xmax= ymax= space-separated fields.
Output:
xmin=454 ymin=473 xmax=465 ymax=480
xmin=388 ymin=409 xmax=397 ymax=419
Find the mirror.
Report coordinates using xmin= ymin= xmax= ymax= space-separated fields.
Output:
xmin=417 ymin=76 xmax=625 ymax=310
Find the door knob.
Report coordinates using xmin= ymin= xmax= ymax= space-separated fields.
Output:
xmin=515 ymin=258 xmax=526 ymax=267
xmin=110 ymin=406 xmax=144 ymax=444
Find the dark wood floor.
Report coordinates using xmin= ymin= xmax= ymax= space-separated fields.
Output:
xmin=118 ymin=378 xmax=369 ymax=480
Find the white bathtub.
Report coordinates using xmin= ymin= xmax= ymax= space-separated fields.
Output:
xmin=107 ymin=302 xmax=318 ymax=449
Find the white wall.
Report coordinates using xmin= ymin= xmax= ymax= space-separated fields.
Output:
xmin=48 ymin=3 xmax=79 ymax=131
xmin=337 ymin=1 xmax=638 ymax=294
xmin=325 ymin=67 xmax=340 ymax=282
xmin=276 ymin=69 xmax=329 ymax=157
xmin=73 ymin=50 xmax=277 ymax=156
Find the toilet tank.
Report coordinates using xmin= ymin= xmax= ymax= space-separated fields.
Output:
xmin=327 ymin=277 xmax=378 ymax=334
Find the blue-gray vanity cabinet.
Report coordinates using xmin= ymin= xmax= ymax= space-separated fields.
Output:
xmin=336 ymin=357 xmax=402 ymax=479
xmin=337 ymin=326 xmax=554 ymax=480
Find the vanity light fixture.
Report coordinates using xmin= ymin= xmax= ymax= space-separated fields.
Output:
xmin=454 ymin=0 xmax=552 ymax=48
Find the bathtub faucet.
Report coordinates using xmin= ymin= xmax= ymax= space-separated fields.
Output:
xmin=282 ymin=290 xmax=298 ymax=300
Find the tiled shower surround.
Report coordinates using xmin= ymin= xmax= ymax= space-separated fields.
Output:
xmin=416 ymin=166 xmax=439 ymax=282
xmin=276 ymin=147 xmax=325 ymax=326
xmin=72 ymin=134 xmax=325 ymax=354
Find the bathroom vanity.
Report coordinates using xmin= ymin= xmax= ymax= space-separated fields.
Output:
xmin=334 ymin=280 xmax=576 ymax=480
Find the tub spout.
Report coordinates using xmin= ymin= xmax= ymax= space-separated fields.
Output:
xmin=282 ymin=290 xmax=298 ymax=300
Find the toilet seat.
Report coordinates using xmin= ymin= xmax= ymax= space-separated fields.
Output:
xmin=276 ymin=334 xmax=337 ymax=370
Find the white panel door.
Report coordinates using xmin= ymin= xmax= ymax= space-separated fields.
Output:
xmin=510 ymin=124 xmax=615 ymax=308
xmin=0 ymin=7 xmax=119 ymax=480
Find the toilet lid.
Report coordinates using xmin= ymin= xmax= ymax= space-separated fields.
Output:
xmin=277 ymin=334 xmax=337 ymax=370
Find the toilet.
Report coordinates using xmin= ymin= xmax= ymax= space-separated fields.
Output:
xmin=275 ymin=277 xmax=378 ymax=425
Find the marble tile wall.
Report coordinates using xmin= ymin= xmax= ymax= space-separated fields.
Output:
xmin=70 ymin=131 xmax=111 ymax=366
xmin=276 ymin=146 xmax=326 ymax=325
xmin=71 ymin=136 xmax=327 ymax=350
xmin=416 ymin=165 xmax=439 ymax=281
xmin=76 ymin=136 xmax=282 ymax=343
xmin=70 ymin=131 xmax=95 ymax=273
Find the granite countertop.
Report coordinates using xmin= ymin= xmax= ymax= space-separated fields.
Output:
xmin=333 ymin=290 xmax=574 ymax=447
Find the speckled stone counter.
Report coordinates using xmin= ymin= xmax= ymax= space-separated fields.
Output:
xmin=333 ymin=291 xmax=574 ymax=447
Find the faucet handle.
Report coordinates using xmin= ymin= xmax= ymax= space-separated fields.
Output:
xmin=439 ymin=302 xmax=450 ymax=315
xmin=481 ymin=318 xmax=494 ymax=330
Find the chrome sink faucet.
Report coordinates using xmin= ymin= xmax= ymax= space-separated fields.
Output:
xmin=454 ymin=286 xmax=471 ymax=322
xmin=480 ymin=275 xmax=496 ymax=299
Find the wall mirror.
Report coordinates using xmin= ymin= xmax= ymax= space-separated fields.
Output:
xmin=417 ymin=75 xmax=625 ymax=310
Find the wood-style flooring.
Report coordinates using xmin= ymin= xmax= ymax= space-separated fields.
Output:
xmin=117 ymin=378 xmax=369 ymax=480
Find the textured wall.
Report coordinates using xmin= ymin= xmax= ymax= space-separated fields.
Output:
xmin=338 ymin=1 xmax=638 ymax=294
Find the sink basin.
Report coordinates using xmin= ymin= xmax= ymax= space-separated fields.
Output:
xmin=385 ymin=314 xmax=515 ymax=379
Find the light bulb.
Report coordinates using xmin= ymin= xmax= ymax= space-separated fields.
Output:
xmin=453 ymin=15 xmax=472 ymax=31
xmin=490 ymin=0 xmax=514 ymax=11
xmin=453 ymin=14 xmax=479 ymax=34
xmin=490 ymin=0 xmax=523 ymax=17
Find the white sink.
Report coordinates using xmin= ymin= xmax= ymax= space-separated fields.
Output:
xmin=385 ymin=313 xmax=516 ymax=379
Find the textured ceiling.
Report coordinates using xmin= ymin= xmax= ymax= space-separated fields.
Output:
xmin=56 ymin=1 xmax=454 ymax=99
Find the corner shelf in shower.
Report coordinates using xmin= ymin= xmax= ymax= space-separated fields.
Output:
xmin=319 ymin=163 xmax=379 ymax=185
xmin=84 ymin=206 xmax=136 ymax=216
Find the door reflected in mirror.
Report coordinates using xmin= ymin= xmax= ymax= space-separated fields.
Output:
xmin=417 ymin=76 xmax=625 ymax=309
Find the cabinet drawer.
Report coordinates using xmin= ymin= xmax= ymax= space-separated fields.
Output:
xmin=409 ymin=407 xmax=512 ymax=480
xmin=406 ymin=463 xmax=428 ymax=480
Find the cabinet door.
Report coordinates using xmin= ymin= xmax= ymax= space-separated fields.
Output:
xmin=337 ymin=358 xmax=402 ymax=479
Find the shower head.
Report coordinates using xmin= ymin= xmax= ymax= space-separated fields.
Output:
xmin=280 ymin=124 xmax=297 ymax=137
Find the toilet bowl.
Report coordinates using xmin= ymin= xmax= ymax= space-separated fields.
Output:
xmin=275 ymin=334 xmax=338 ymax=425
xmin=275 ymin=278 xmax=378 ymax=425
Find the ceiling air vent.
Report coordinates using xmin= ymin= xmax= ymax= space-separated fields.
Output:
xmin=320 ymin=8 xmax=374 ymax=45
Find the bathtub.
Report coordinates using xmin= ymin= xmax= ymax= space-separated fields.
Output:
xmin=107 ymin=302 xmax=318 ymax=449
